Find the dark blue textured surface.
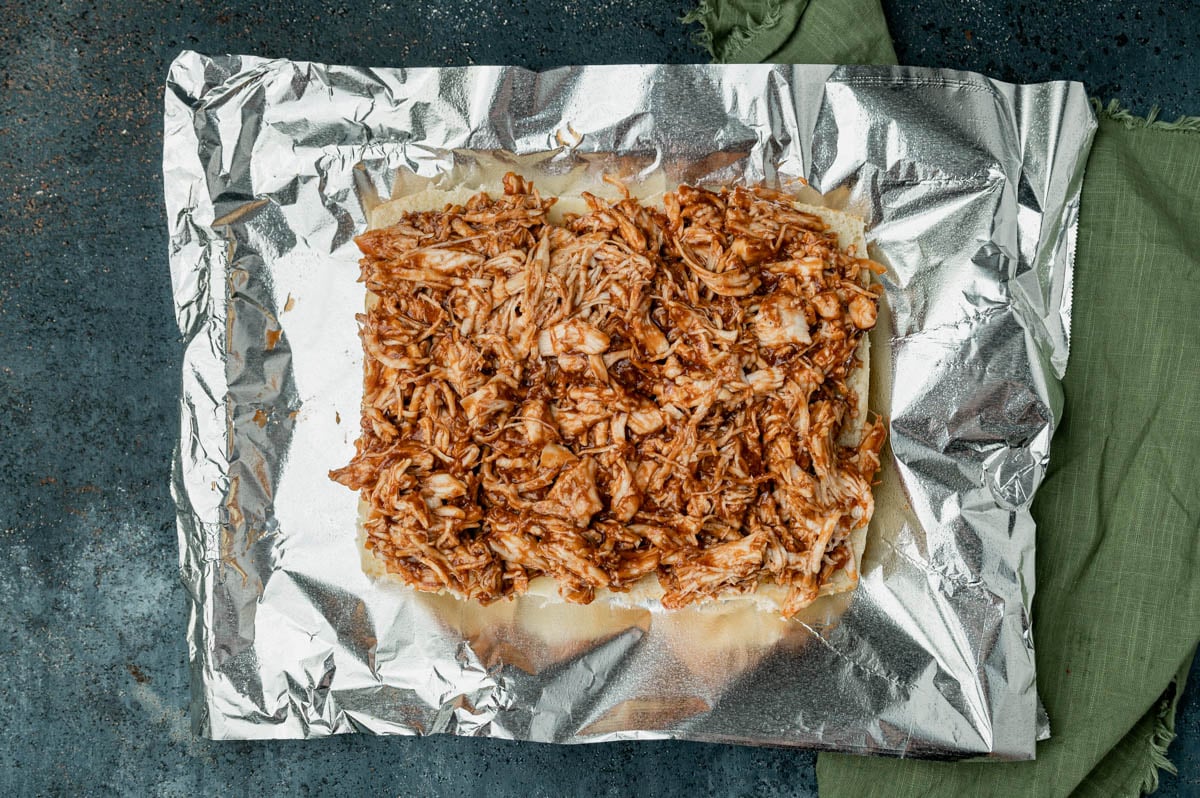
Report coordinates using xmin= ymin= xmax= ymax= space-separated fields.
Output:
xmin=0 ymin=2 xmax=1195 ymax=795
xmin=884 ymin=0 xmax=1200 ymax=117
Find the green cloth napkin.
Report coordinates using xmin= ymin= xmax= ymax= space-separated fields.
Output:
xmin=685 ymin=2 xmax=1200 ymax=795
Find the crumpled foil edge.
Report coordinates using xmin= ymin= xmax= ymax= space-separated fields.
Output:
xmin=164 ymin=51 xmax=1095 ymax=757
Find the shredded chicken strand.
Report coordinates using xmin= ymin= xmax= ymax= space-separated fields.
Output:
xmin=331 ymin=174 xmax=886 ymax=616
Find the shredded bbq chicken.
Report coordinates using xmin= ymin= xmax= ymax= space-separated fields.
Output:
xmin=331 ymin=173 xmax=886 ymax=616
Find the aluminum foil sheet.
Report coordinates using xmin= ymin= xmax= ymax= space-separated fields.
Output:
xmin=163 ymin=51 xmax=1096 ymax=759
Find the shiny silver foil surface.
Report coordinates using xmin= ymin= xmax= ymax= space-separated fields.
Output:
xmin=163 ymin=51 xmax=1096 ymax=758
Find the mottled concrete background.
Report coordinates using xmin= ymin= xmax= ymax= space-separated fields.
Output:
xmin=1 ymin=1 xmax=1196 ymax=795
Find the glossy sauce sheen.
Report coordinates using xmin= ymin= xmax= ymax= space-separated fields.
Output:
xmin=331 ymin=173 xmax=886 ymax=616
